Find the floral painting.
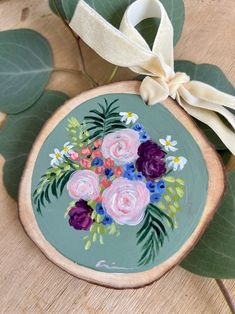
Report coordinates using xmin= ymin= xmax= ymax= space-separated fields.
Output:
xmin=33 ymin=98 xmax=188 ymax=266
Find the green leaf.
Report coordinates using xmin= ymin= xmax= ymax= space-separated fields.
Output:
xmin=0 ymin=29 xmax=53 ymax=114
xmin=174 ymin=61 xmax=235 ymax=150
xmin=57 ymin=0 xmax=184 ymax=46
xmin=0 ymin=91 xmax=69 ymax=200
xmin=49 ymin=0 xmax=67 ymax=19
xmin=181 ymin=171 xmax=235 ymax=279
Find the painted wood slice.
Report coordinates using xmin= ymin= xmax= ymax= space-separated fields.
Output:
xmin=19 ymin=81 xmax=225 ymax=288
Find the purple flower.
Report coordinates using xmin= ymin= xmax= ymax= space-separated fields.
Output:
xmin=136 ymin=157 xmax=166 ymax=180
xmin=68 ymin=200 xmax=93 ymax=231
xmin=138 ymin=140 xmax=166 ymax=159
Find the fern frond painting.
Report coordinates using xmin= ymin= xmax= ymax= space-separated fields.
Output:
xmin=33 ymin=97 xmax=188 ymax=266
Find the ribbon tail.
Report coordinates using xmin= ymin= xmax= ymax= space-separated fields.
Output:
xmin=177 ymin=95 xmax=235 ymax=155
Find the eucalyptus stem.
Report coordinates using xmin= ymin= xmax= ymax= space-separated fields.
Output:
xmin=52 ymin=0 xmax=98 ymax=88
xmin=53 ymin=68 xmax=82 ymax=75
xmin=215 ymin=279 xmax=235 ymax=313
xmin=105 ymin=65 xmax=119 ymax=84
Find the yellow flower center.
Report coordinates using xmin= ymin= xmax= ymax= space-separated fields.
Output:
xmin=55 ymin=153 xmax=61 ymax=159
xmin=64 ymin=147 xmax=68 ymax=152
xmin=166 ymin=141 xmax=171 ymax=146
xmin=127 ymin=112 xmax=133 ymax=117
xmin=174 ymin=157 xmax=180 ymax=163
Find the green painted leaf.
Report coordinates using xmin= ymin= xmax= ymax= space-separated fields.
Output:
xmin=50 ymin=0 xmax=184 ymax=46
xmin=0 ymin=91 xmax=69 ymax=200
xmin=174 ymin=61 xmax=235 ymax=150
xmin=181 ymin=171 xmax=235 ymax=279
xmin=0 ymin=29 xmax=53 ymax=114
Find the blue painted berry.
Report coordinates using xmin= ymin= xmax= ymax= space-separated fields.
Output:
xmin=104 ymin=168 xmax=114 ymax=179
xmin=91 ymin=157 xmax=103 ymax=166
xmin=102 ymin=215 xmax=113 ymax=225
xmin=125 ymin=163 xmax=135 ymax=173
xmin=150 ymin=193 xmax=162 ymax=203
xmin=96 ymin=203 xmax=105 ymax=215
xmin=146 ymin=181 xmax=156 ymax=193
xmin=133 ymin=123 xmax=145 ymax=132
xmin=140 ymin=132 xmax=150 ymax=142
xmin=156 ymin=180 xmax=166 ymax=194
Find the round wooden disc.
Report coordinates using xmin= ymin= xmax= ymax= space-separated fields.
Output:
xmin=19 ymin=81 xmax=225 ymax=289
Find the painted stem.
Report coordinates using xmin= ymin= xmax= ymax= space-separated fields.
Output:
xmin=215 ymin=279 xmax=235 ymax=313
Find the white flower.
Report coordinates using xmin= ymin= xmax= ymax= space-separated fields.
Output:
xmin=119 ymin=111 xmax=138 ymax=125
xmin=49 ymin=149 xmax=64 ymax=166
xmin=159 ymin=135 xmax=178 ymax=152
xmin=61 ymin=142 xmax=73 ymax=155
xmin=166 ymin=156 xmax=187 ymax=171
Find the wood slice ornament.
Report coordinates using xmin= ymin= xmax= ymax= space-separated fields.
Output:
xmin=19 ymin=81 xmax=225 ymax=288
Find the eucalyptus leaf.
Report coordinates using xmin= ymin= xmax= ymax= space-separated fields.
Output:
xmin=181 ymin=171 xmax=235 ymax=279
xmin=0 ymin=91 xmax=69 ymax=200
xmin=50 ymin=0 xmax=184 ymax=46
xmin=0 ymin=29 xmax=53 ymax=114
xmin=174 ymin=61 xmax=235 ymax=150
xmin=49 ymin=0 xmax=67 ymax=19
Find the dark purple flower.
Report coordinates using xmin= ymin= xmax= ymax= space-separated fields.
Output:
xmin=138 ymin=140 xmax=166 ymax=159
xmin=68 ymin=200 xmax=93 ymax=231
xmin=136 ymin=156 xmax=166 ymax=180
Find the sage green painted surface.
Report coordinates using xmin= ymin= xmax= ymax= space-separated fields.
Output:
xmin=31 ymin=93 xmax=208 ymax=273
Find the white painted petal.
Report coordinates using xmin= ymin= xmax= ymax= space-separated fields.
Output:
xmin=120 ymin=116 xmax=127 ymax=122
xmin=159 ymin=139 xmax=166 ymax=145
xmin=166 ymin=135 xmax=171 ymax=141
xmin=173 ymin=163 xmax=179 ymax=171
xmin=165 ymin=146 xmax=170 ymax=152
xmin=166 ymin=156 xmax=174 ymax=161
xmin=54 ymin=148 xmax=60 ymax=154
xmin=132 ymin=113 xmax=139 ymax=122
xmin=126 ymin=117 xmax=132 ymax=125
xmin=49 ymin=153 xmax=55 ymax=158
xmin=119 ymin=112 xmax=127 ymax=116
xmin=171 ymin=140 xmax=177 ymax=146
xmin=64 ymin=141 xmax=70 ymax=147
xmin=169 ymin=146 xmax=178 ymax=152
xmin=168 ymin=161 xmax=174 ymax=168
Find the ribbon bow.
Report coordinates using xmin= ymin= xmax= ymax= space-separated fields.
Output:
xmin=70 ymin=0 xmax=235 ymax=154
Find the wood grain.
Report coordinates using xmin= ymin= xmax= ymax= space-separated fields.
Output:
xmin=19 ymin=81 xmax=225 ymax=289
xmin=0 ymin=0 xmax=234 ymax=312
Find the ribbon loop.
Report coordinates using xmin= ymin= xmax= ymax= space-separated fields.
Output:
xmin=70 ymin=0 xmax=235 ymax=155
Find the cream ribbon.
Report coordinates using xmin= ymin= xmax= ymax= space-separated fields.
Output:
xmin=70 ymin=0 xmax=235 ymax=154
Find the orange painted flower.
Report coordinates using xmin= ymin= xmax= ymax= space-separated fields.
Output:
xmin=69 ymin=151 xmax=80 ymax=161
xmin=94 ymin=166 xmax=104 ymax=176
xmin=91 ymin=149 xmax=103 ymax=159
xmin=104 ymin=157 xmax=114 ymax=168
xmin=81 ymin=146 xmax=92 ymax=156
xmin=80 ymin=158 xmax=91 ymax=169
xmin=95 ymin=192 xmax=103 ymax=203
xmin=101 ymin=177 xmax=111 ymax=188
xmin=94 ymin=138 xmax=103 ymax=148
xmin=114 ymin=166 xmax=123 ymax=177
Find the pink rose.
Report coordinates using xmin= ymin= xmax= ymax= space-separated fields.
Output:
xmin=67 ymin=170 xmax=100 ymax=200
xmin=69 ymin=151 xmax=80 ymax=161
xmin=101 ymin=129 xmax=140 ymax=165
xmin=80 ymin=158 xmax=91 ymax=169
xmin=81 ymin=146 xmax=92 ymax=156
xmin=102 ymin=178 xmax=150 ymax=225
xmin=94 ymin=138 xmax=102 ymax=148
xmin=91 ymin=149 xmax=103 ymax=159
xmin=104 ymin=157 xmax=114 ymax=168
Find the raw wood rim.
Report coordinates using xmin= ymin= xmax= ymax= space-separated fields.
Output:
xmin=18 ymin=81 xmax=225 ymax=289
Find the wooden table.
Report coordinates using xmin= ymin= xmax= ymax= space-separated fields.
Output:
xmin=0 ymin=0 xmax=234 ymax=312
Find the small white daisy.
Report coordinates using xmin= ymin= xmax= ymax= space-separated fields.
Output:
xmin=119 ymin=111 xmax=138 ymax=125
xmin=49 ymin=149 xmax=64 ymax=167
xmin=159 ymin=135 xmax=178 ymax=152
xmin=166 ymin=156 xmax=188 ymax=171
xmin=61 ymin=142 xmax=73 ymax=156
